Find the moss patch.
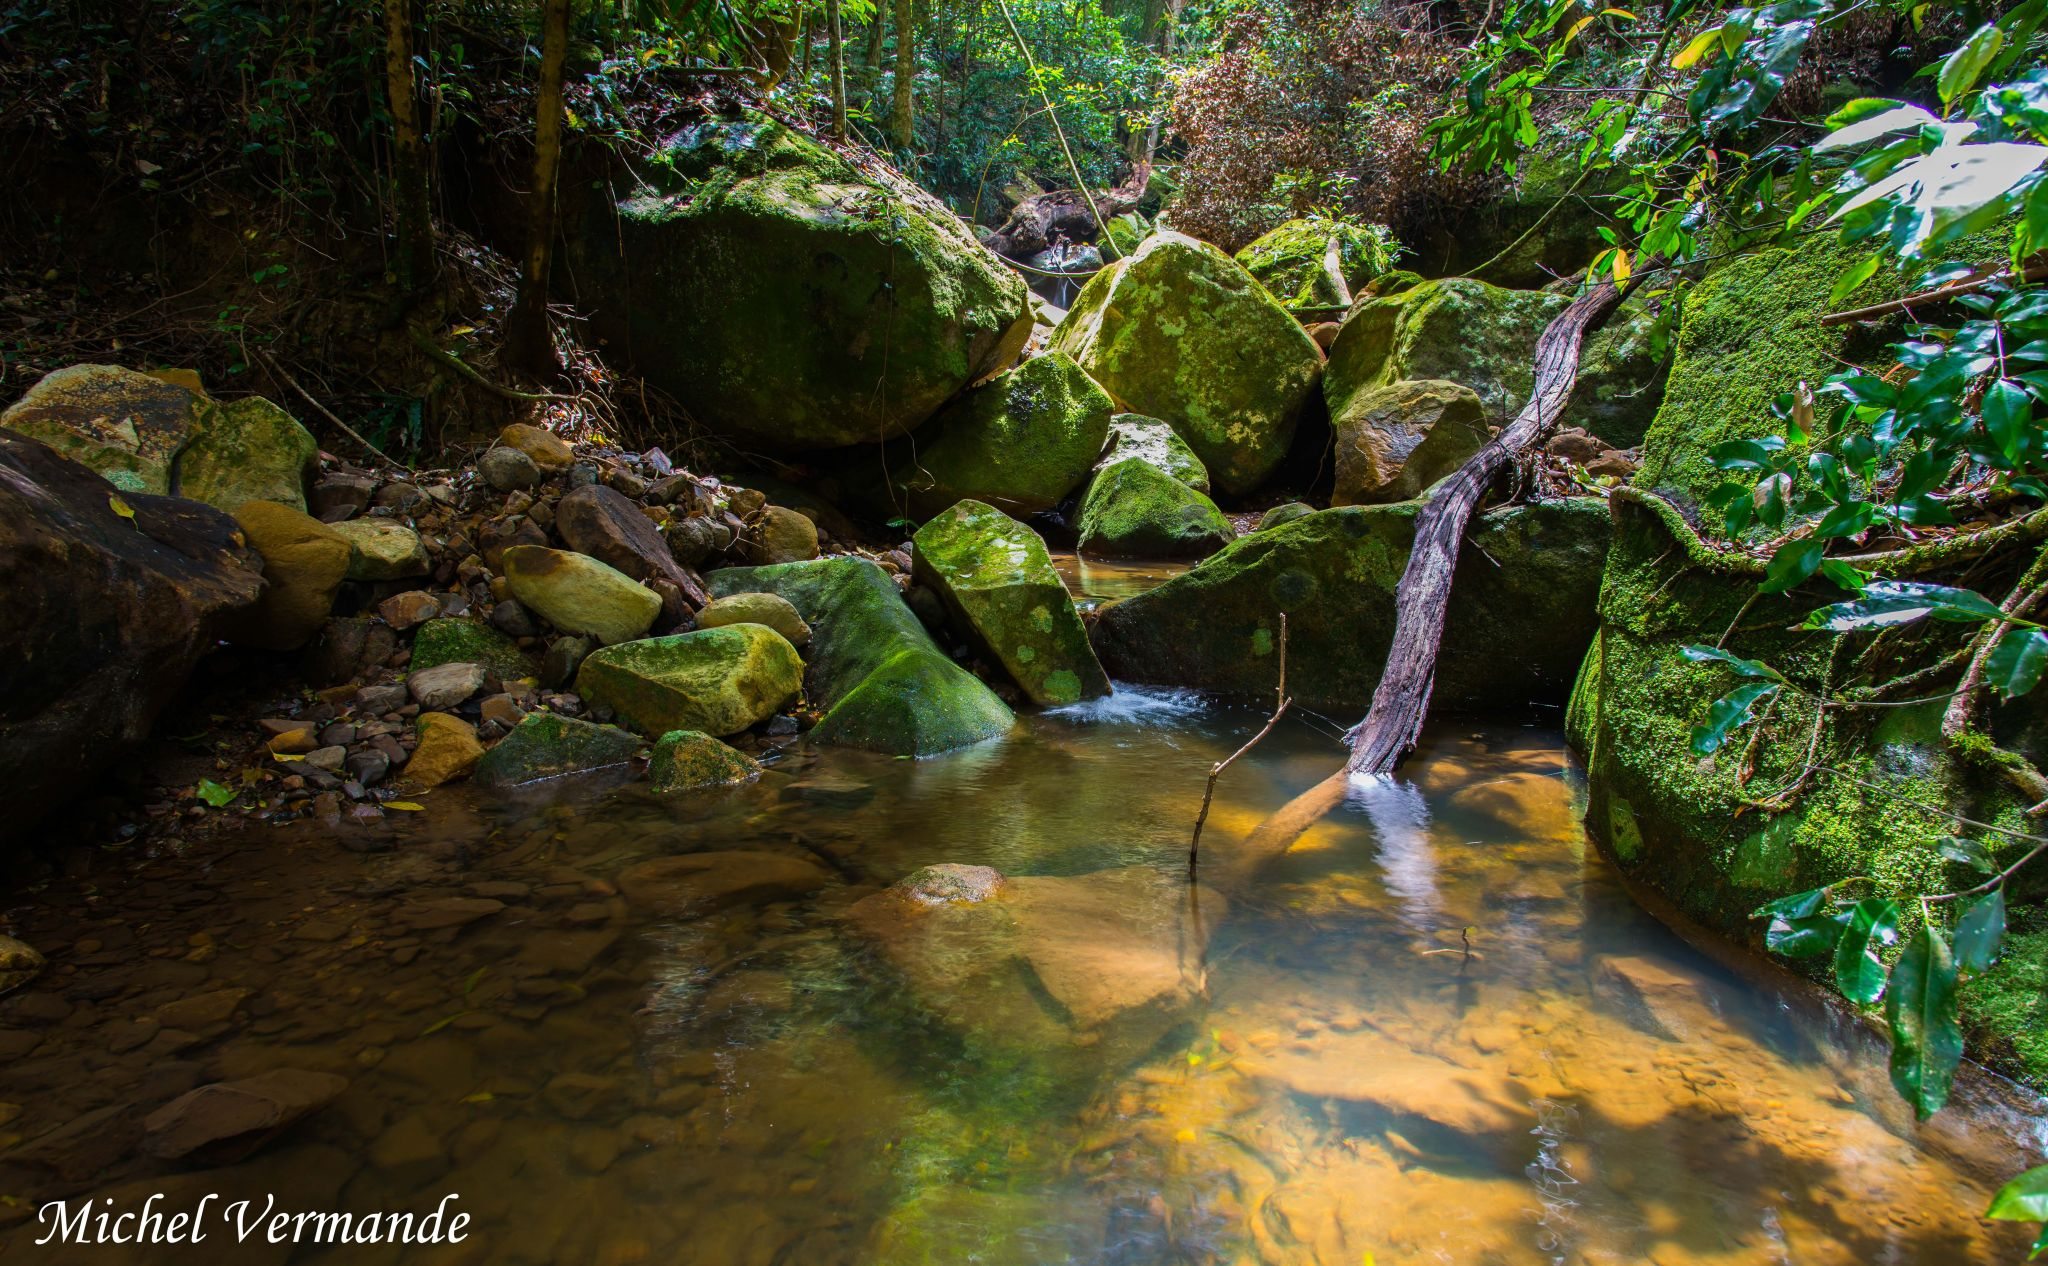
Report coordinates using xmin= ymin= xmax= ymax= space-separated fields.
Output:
xmin=895 ymin=353 xmax=1112 ymax=518
xmin=1075 ymin=458 xmax=1235 ymax=560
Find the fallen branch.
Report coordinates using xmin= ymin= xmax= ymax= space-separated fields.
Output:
xmin=1190 ymin=613 xmax=1291 ymax=879
xmin=406 ymin=326 xmax=582 ymax=403
xmin=250 ymin=347 xmax=407 ymax=472
xmin=1819 ymin=260 xmax=2048 ymax=327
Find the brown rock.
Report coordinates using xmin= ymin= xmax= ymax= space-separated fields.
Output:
xmin=1544 ymin=429 xmax=1608 ymax=463
xmin=377 ymin=590 xmax=443 ymax=630
xmin=141 ymin=1068 xmax=349 ymax=1162
xmin=557 ymin=483 xmax=708 ymax=612
xmin=395 ymin=897 xmax=504 ymax=930
xmin=1585 ymin=451 xmax=1638 ymax=480
xmin=499 ymin=422 xmax=575 ymax=471
xmin=224 ymin=500 xmax=352 ymax=651
xmin=1332 ymin=379 xmax=1490 ymax=505
xmin=616 ymin=851 xmax=830 ymax=915
xmin=748 ymin=505 xmax=820 ymax=565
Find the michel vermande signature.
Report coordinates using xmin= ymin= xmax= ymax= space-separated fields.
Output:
xmin=34 ymin=1192 xmax=471 ymax=1247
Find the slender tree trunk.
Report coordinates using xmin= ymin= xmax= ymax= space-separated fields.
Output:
xmin=890 ymin=0 xmax=915 ymax=149
xmin=1127 ymin=0 xmax=1182 ymax=168
xmin=862 ymin=10 xmax=887 ymax=104
xmin=505 ymin=0 xmax=571 ymax=374
xmin=827 ymin=0 xmax=848 ymax=142
xmin=382 ymin=0 xmax=434 ymax=294
xmin=798 ymin=4 xmax=812 ymax=85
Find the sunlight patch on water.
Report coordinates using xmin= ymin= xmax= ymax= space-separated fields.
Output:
xmin=1047 ymin=683 xmax=1211 ymax=727
xmin=1345 ymin=774 xmax=1444 ymax=932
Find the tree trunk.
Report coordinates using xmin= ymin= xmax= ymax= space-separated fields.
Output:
xmin=504 ymin=0 xmax=571 ymax=375
xmin=382 ymin=0 xmax=434 ymax=295
xmin=827 ymin=0 xmax=848 ymax=142
xmin=890 ymin=0 xmax=915 ymax=149
xmin=1127 ymin=0 xmax=1183 ymax=168
xmin=862 ymin=10 xmax=887 ymax=104
xmin=1230 ymin=277 xmax=1627 ymax=879
xmin=756 ymin=14 xmax=800 ymax=90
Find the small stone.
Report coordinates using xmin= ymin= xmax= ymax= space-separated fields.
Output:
xmin=345 ymin=749 xmax=390 ymax=786
xmin=498 ymin=422 xmax=575 ymax=471
xmin=304 ymin=746 xmax=347 ymax=773
xmin=405 ymin=713 xmax=484 ymax=788
xmin=354 ymin=683 xmax=409 ymax=715
xmin=153 ymin=988 xmax=249 ymax=1030
xmin=542 ymin=1072 xmax=620 ymax=1121
xmin=481 ymin=444 xmax=543 ymax=492
xmin=747 ymin=506 xmax=820 ymax=565
xmin=266 ymin=726 xmax=318 ymax=756
xmin=648 ymin=730 xmax=762 ymax=793
xmin=394 ymin=897 xmax=504 ymax=930
xmin=780 ymin=775 xmax=874 ymax=808
xmin=318 ymin=722 xmax=357 ymax=748
xmin=490 ymin=599 xmax=540 ymax=638
xmin=370 ymin=1114 xmax=447 ymax=1185
xmin=543 ymin=636 xmax=596 ymax=689
xmin=693 ymin=592 xmax=811 ymax=647
xmin=479 ymin=694 xmax=525 ymax=729
xmin=310 ymin=474 xmax=375 ymax=521
xmin=377 ymin=590 xmax=443 ymax=630
xmin=329 ymin=518 xmax=431 ymax=581
xmin=408 ymin=661 xmax=486 ymax=711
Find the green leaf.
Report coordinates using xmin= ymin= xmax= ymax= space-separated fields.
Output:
xmin=1766 ymin=913 xmax=1849 ymax=958
xmin=1803 ymin=581 xmax=2007 ymax=631
xmin=1759 ymin=539 xmax=1824 ymax=593
xmin=1833 ymin=897 xmax=1900 ymax=1004
xmin=1681 ymin=644 xmax=1787 ymax=682
xmin=1817 ymin=101 xmax=1939 ymax=150
xmin=1938 ymin=835 xmax=2000 ymax=873
xmin=1954 ymin=887 xmax=2007 ymax=973
xmin=1989 ymin=1163 xmax=2048 ymax=1222
xmin=1828 ymin=254 xmax=1883 ymax=304
xmin=1984 ymin=378 xmax=2033 ymax=462
xmin=1986 ymin=628 xmax=2048 ymax=696
xmin=1938 ymin=23 xmax=2004 ymax=111
xmin=1690 ymin=680 xmax=1779 ymax=756
xmin=195 ymin=778 xmax=236 ymax=808
xmin=1752 ymin=887 xmax=1830 ymax=921
xmin=1885 ymin=924 xmax=1961 ymax=1119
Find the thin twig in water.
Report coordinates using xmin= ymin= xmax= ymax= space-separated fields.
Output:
xmin=1190 ymin=613 xmax=1292 ymax=877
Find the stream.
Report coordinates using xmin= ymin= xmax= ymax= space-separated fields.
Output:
xmin=3 ymin=681 xmax=2042 ymax=1263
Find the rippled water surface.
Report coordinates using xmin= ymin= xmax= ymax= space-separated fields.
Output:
xmin=4 ymin=702 xmax=2042 ymax=1265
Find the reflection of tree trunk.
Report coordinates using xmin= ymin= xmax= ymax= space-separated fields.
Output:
xmin=382 ymin=0 xmax=434 ymax=295
xmin=827 ymin=0 xmax=848 ymax=142
xmin=1234 ymin=278 xmax=1628 ymax=871
xmin=890 ymin=0 xmax=915 ymax=148
xmin=504 ymin=0 xmax=571 ymax=373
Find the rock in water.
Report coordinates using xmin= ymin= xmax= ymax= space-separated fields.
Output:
xmin=575 ymin=624 xmax=804 ymax=738
xmin=1052 ymin=232 xmax=1323 ymax=496
xmin=894 ymin=352 xmax=1113 ymax=518
xmin=224 ymin=500 xmax=352 ymax=651
xmin=617 ymin=850 xmax=829 ymax=913
xmin=911 ymin=499 xmax=1109 ymax=706
xmin=563 ymin=113 xmax=1032 ymax=451
xmin=694 ymin=591 xmax=811 ymax=647
xmin=1330 ymin=378 xmax=1490 ymax=505
xmin=849 ymin=864 xmax=1227 ymax=1089
xmin=141 ymin=1069 xmax=349 ymax=1163
xmin=502 ymin=545 xmax=662 ymax=645
xmin=0 ymin=432 xmax=262 ymax=842
xmin=648 ymin=730 xmax=762 ymax=792
xmin=1091 ymin=500 xmax=1610 ymax=712
xmin=707 ymin=558 xmax=1013 ymax=756
xmin=1095 ymin=413 xmax=1210 ymax=493
xmin=1075 ymin=458 xmax=1235 ymax=561
xmin=474 ymin=713 xmax=642 ymax=787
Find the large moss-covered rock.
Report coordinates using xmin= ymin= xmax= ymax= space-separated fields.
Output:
xmin=1096 ymin=413 xmax=1208 ymax=492
xmin=648 ymin=729 xmax=762 ymax=792
xmin=910 ymin=499 xmax=1109 ymax=706
xmin=1332 ymin=378 xmax=1490 ymax=505
xmin=1075 ymin=459 xmax=1234 ymax=560
xmin=562 ymin=113 xmax=1031 ymax=451
xmin=502 ymin=545 xmax=662 ymax=645
xmin=1092 ymin=498 xmax=1611 ymax=711
xmin=410 ymin=617 xmax=533 ymax=679
xmin=1325 ymin=277 xmax=1667 ymax=448
xmin=177 ymin=397 xmax=318 ymax=513
xmin=1 ymin=365 xmax=206 ymax=494
xmin=474 ymin=712 xmax=642 ymax=787
xmin=576 ymin=624 xmax=804 ymax=738
xmin=707 ymin=558 xmax=1013 ymax=755
xmin=895 ymin=352 xmax=1112 ymax=518
xmin=1233 ymin=217 xmax=1395 ymax=311
xmin=1052 ymin=232 xmax=1323 ymax=496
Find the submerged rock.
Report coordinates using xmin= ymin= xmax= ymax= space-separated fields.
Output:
xmin=562 ymin=112 xmax=1031 ymax=451
xmin=1052 ymin=231 xmax=1323 ymax=496
xmin=502 ymin=545 xmax=662 ymax=645
xmin=1095 ymin=412 xmax=1210 ymax=493
xmin=224 ymin=500 xmax=351 ymax=651
xmin=0 ymin=431 xmax=262 ymax=841
xmin=141 ymin=1069 xmax=349 ymax=1163
xmin=911 ymin=499 xmax=1109 ymax=706
xmin=708 ymin=558 xmax=1012 ymax=756
xmin=1331 ymin=378 xmax=1490 ymax=505
xmin=648 ymin=729 xmax=762 ymax=792
xmin=474 ymin=712 xmax=642 ymax=787
xmin=617 ymin=850 xmax=829 ymax=913
xmin=894 ymin=352 xmax=1112 ymax=518
xmin=575 ymin=624 xmax=804 ymax=738
xmin=694 ymin=591 xmax=811 ymax=647
xmin=1092 ymin=499 xmax=1611 ymax=712
xmin=1075 ymin=458 xmax=1235 ymax=561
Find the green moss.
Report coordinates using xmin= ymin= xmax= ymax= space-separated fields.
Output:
xmin=648 ymin=729 xmax=761 ymax=792
xmin=410 ymin=617 xmax=533 ymax=679
xmin=474 ymin=712 xmax=643 ymax=787
xmin=896 ymin=353 xmax=1112 ymax=518
xmin=1051 ymin=231 xmax=1323 ymax=496
xmin=1075 ymin=458 xmax=1235 ymax=560
xmin=1257 ymin=502 xmax=1315 ymax=531
xmin=576 ymin=624 xmax=804 ymax=738
xmin=707 ymin=557 xmax=1013 ymax=756
xmin=1091 ymin=498 xmax=1610 ymax=711
xmin=911 ymin=499 xmax=1109 ymax=706
xmin=1233 ymin=217 xmax=1396 ymax=310
xmin=1098 ymin=413 xmax=1209 ymax=492
xmin=176 ymin=396 xmax=318 ymax=513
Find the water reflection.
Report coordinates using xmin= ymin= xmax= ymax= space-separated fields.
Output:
xmin=1345 ymin=772 xmax=1444 ymax=933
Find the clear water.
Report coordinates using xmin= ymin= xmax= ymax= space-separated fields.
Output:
xmin=2 ymin=702 xmax=2040 ymax=1265
xmin=1048 ymin=552 xmax=1191 ymax=613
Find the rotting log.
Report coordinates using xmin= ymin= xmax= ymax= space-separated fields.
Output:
xmin=1230 ymin=276 xmax=1628 ymax=876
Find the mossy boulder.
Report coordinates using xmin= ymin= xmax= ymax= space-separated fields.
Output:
xmin=910 ymin=499 xmax=1109 ymax=706
xmin=177 ymin=397 xmax=318 ymax=513
xmin=576 ymin=624 xmax=804 ymax=738
xmin=707 ymin=557 xmax=1013 ymax=756
xmin=1325 ymin=277 xmax=1667 ymax=448
xmin=1096 ymin=413 xmax=1208 ymax=493
xmin=1092 ymin=498 xmax=1611 ymax=711
xmin=894 ymin=352 xmax=1112 ymax=518
xmin=1233 ymin=217 xmax=1395 ymax=311
xmin=648 ymin=729 xmax=761 ymax=792
xmin=1051 ymin=231 xmax=1323 ymax=496
xmin=1075 ymin=459 xmax=1235 ymax=560
xmin=2 ymin=365 xmax=205 ymax=494
xmin=502 ymin=545 xmax=662 ymax=645
xmin=411 ymin=617 xmax=532 ymax=679
xmin=474 ymin=712 xmax=643 ymax=788
xmin=695 ymin=591 xmax=811 ymax=646
xmin=1257 ymin=502 xmax=1315 ymax=531
xmin=223 ymin=500 xmax=351 ymax=651
xmin=562 ymin=113 xmax=1031 ymax=451
xmin=328 ymin=519 xmax=429 ymax=581
xmin=1332 ymin=378 xmax=1490 ymax=505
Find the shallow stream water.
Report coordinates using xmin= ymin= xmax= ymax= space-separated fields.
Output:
xmin=2 ymin=690 xmax=2042 ymax=1265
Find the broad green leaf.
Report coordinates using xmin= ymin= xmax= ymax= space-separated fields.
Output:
xmin=1671 ymin=26 xmax=1724 ymax=70
xmin=1833 ymin=142 xmax=2048 ymax=256
xmin=1804 ymin=581 xmax=2007 ymax=631
xmin=1828 ymin=255 xmax=1883 ymax=304
xmin=1938 ymin=835 xmax=2000 ymax=873
xmin=1833 ymin=897 xmax=1900 ymax=1004
xmin=1984 ymin=378 xmax=2034 ymax=463
xmin=1989 ymin=1163 xmax=2048 ymax=1222
xmin=1885 ymin=924 xmax=1961 ymax=1119
xmin=1955 ymin=887 xmax=2007 ymax=973
xmin=1815 ymin=102 xmax=1938 ymax=151
xmin=195 ymin=778 xmax=236 ymax=808
xmin=1752 ymin=887 xmax=1829 ymax=921
xmin=1759 ymin=539 xmax=1824 ymax=593
xmin=1938 ymin=24 xmax=2004 ymax=110
xmin=1682 ymin=644 xmax=1787 ymax=682
xmin=1986 ymin=628 xmax=2048 ymax=696
xmin=1766 ymin=913 xmax=1849 ymax=958
xmin=1690 ymin=680 xmax=1778 ymax=755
